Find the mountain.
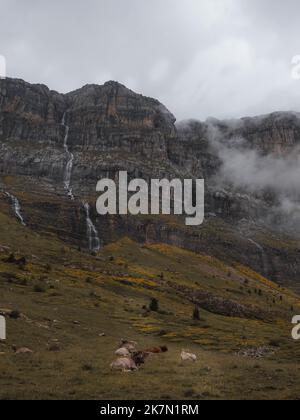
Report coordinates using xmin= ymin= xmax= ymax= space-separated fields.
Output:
xmin=1 ymin=77 xmax=299 ymax=291
xmin=1 ymin=78 xmax=300 ymax=400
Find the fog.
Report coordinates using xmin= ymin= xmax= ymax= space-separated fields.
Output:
xmin=203 ymin=119 xmax=300 ymax=230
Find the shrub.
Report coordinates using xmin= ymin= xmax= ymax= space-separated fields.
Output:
xmin=7 ymin=253 xmax=16 ymax=263
xmin=149 ymin=298 xmax=159 ymax=312
xmin=269 ymin=340 xmax=281 ymax=348
xmin=9 ymin=310 xmax=21 ymax=319
xmin=33 ymin=284 xmax=46 ymax=293
xmin=82 ymin=364 xmax=94 ymax=372
xmin=45 ymin=264 xmax=52 ymax=272
xmin=193 ymin=306 xmax=200 ymax=321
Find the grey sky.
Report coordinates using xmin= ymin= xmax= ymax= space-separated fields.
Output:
xmin=1 ymin=0 xmax=300 ymax=121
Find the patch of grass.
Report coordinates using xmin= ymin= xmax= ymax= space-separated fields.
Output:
xmin=0 ymin=200 xmax=300 ymax=400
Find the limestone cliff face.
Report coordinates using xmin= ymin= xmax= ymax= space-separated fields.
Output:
xmin=205 ymin=112 xmax=300 ymax=157
xmin=0 ymin=78 xmax=177 ymax=184
xmin=0 ymin=78 xmax=65 ymax=140
xmin=1 ymin=78 xmax=300 ymax=290
xmin=173 ymin=112 xmax=300 ymax=177
xmin=168 ymin=120 xmax=220 ymax=179
xmin=234 ymin=113 xmax=300 ymax=156
xmin=1 ymin=78 xmax=299 ymax=184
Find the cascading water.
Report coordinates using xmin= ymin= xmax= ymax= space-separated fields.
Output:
xmin=238 ymin=223 xmax=270 ymax=278
xmin=5 ymin=192 xmax=26 ymax=226
xmin=83 ymin=202 xmax=101 ymax=252
xmin=61 ymin=112 xmax=74 ymax=200
xmin=247 ymin=238 xmax=270 ymax=277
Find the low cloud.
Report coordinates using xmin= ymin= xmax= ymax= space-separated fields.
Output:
xmin=206 ymin=119 xmax=300 ymax=231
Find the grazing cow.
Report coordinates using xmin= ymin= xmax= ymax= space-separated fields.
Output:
xmin=115 ymin=347 xmax=130 ymax=357
xmin=181 ymin=350 xmax=197 ymax=362
xmin=110 ymin=357 xmax=138 ymax=372
xmin=143 ymin=346 xmax=168 ymax=354
xmin=131 ymin=351 xmax=150 ymax=366
xmin=12 ymin=346 xmax=33 ymax=355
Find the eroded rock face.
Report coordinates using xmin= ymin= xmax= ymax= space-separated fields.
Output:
xmin=2 ymin=78 xmax=299 ymax=188
xmin=0 ymin=79 xmax=177 ymax=183
xmin=225 ymin=112 xmax=300 ymax=156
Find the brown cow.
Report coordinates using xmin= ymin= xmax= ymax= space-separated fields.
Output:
xmin=143 ymin=346 xmax=168 ymax=354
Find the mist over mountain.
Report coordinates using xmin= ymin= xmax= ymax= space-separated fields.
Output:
xmin=177 ymin=113 xmax=300 ymax=235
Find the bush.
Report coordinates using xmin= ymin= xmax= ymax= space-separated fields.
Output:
xmin=149 ymin=298 xmax=159 ymax=312
xmin=82 ymin=364 xmax=94 ymax=372
xmin=193 ymin=306 xmax=200 ymax=321
xmin=269 ymin=340 xmax=281 ymax=348
xmin=33 ymin=284 xmax=46 ymax=293
xmin=7 ymin=253 xmax=16 ymax=263
xmin=45 ymin=264 xmax=52 ymax=272
xmin=9 ymin=310 xmax=21 ymax=319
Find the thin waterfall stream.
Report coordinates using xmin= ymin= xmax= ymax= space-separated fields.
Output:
xmin=5 ymin=192 xmax=26 ymax=226
xmin=61 ymin=112 xmax=75 ymax=200
xmin=83 ymin=202 xmax=101 ymax=252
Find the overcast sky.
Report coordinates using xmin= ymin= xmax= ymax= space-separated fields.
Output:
xmin=1 ymin=0 xmax=300 ymax=121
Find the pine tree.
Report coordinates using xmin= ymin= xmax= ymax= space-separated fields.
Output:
xmin=193 ymin=306 xmax=200 ymax=321
xmin=149 ymin=298 xmax=159 ymax=312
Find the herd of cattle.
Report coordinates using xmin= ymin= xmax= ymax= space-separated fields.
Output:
xmin=110 ymin=339 xmax=198 ymax=372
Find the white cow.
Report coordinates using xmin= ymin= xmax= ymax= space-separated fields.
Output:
xmin=119 ymin=339 xmax=137 ymax=352
xmin=115 ymin=347 xmax=130 ymax=357
xmin=181 ymin=350 xmax=197 ymax=362
xmin=110 ymin=357 xmax=138 ymax=372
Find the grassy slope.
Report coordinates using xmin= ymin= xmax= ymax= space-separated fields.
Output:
xmin=0 ymin=208 xmax=300 ymax=400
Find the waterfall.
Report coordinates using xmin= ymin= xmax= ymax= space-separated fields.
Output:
xmin=248 ymin=238 xmax=270 ymax=277
xmin=61 ymin=112 xmax=74 ymax=200
xmin=5 ymin=192 xmax=26 ymax=226
xmin=83 ymin=202 xmax=101 ymax=252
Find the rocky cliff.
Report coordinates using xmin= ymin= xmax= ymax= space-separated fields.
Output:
xmin=0 ymin=77 xmax=300 ymax=291
xmin=0 ymin=78 xmax=178 ymax=184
